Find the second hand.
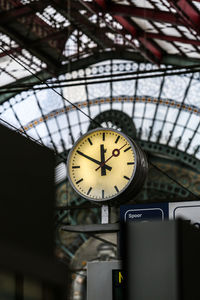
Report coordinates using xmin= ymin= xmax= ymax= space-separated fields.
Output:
xmin=95 ymin=143 xmax=127 ymax=171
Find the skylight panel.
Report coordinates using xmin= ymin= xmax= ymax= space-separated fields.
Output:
xmin=20 ymin=0 xmax=38 ymax=3
xmin=193 ymin=1 xmax=200 ymax=11
xmin=132 ymin=0 xmax=154 ymax=9
xmin=36 ymin=5 xmax=70 ymax=29
xmin=151 ymin=0 xmax=170 ymax=11
xmin=176 ymin=26 xmax=196 ymax=40
xmin=63 ymin=84 xmax=87 ymax=103
xmin=177 ymin=25 xmax=188 ymax=32
xmin=162 ymin=76 xmax=190 ymax=101
xmin=137 ymin=77 xmax=162 ymax=97
xmin=13 ymin=95 xmax=42 ymax=125
xmin=0 ymin=34 xmax=18 ymax=49
xmin=89 ymin=14 xmax=98 ymax=23
xmin=154 ymin=39 xmax=179 ymax=54
xmin=184 ymin=32 xmax=198 ymax=40
xmin=0 ymin=70 xmax=16 ymax=86
xmin=185 ymin=80 xmax=200 ymax=108
xmin=187 ymin=115 xmax=200 ymax=131
xmin=160 ymin=27 xmax=181 ymax=37
xmin=113 ymin=0 xmax=130 ymax=4
xmin=168 ymin=125 xmax=185 ymax=148
xmin=131 ymin=18 xmax=157 ymax=32
xmin=187 ymin=132 xmax=200 ymax=157
xmin=174 ymin=42 xmax=196 ymax=53
xmin=159 ymin=0 xmax=171 ymax=8
xmin=186 ymin=52 xmax=200 ymax=59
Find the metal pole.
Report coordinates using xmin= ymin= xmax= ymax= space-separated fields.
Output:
xmin=101 ymin=205 xmax=110 ymax=224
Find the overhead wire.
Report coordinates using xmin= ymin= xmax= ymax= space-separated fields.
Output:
xmin=0 ymin=46 xmax=101 ymax=128
xmin=1 ymin=64 xmax=200 ymax=93
xmin=0 ymin=45 xmax=199 ymax=202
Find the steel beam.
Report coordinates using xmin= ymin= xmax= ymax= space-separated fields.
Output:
xmin=89 ymin=3 xmax=184 ymax=26
xmin=92 ymin=0 xmax=163 ymax=63
xmin=0 ymin=46 xmax=22 ymax=58
xmin=52 ymin=0 xmax=114 ymax=49
xmin=0 ymin=24 xmax=60 ymax=71
xmin=142 ymin=32 xmax=200 ymax=46
xmin=0 ymin=1 xmax=49 ymax=24
xmin=1 ymin=49 xmax=200 ymax=104
xmin=167 ymin=0 xmax=200 ymax=34
xmin=0 ymin=0 xmax=68 ymax=68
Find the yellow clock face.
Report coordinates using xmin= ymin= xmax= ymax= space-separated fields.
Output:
xmin=67 ymin=128 xmax=136 ymax=202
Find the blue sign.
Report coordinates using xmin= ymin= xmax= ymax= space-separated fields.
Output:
xmin=120 ymin=203 xmax=169 ymax=222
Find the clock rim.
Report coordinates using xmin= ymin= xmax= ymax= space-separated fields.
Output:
xmin=67 ymin=127 xmax=137 ymax=202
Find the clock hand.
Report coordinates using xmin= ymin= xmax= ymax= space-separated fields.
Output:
xmin=95 ymin=143 xmax=127 ymax=171
xmin=100 ymin=144 xmax=107 ymax=176
xmin=77 ymin=150 xmax=112 ymax=171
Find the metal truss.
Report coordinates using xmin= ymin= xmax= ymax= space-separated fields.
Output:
xmin=1 ymin=0 xmax=200 ymax=91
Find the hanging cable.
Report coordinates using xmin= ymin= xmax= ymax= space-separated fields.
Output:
xmin=0 ymin=46 xmax=101 ymax=128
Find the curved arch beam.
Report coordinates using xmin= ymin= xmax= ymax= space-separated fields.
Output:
xmin=17 ymin=96 xmax=200 ymax=172
xmin=19 ymin=96 xmax=200 ymax=132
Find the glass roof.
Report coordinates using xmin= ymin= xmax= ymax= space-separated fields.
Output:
xmin=1 ymin=1 xmax=200 ymax=183
xmin=0 ymin=60 xmax=200 ymax=165
xmin=1 ymin=0 xmax=200 ymax=87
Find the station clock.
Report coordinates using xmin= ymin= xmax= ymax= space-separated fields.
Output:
xmin=67 ymin=128 xmax=148 ymax=203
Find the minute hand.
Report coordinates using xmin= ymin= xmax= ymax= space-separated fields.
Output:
xmin=77 ymin=150 xmax=112 ymax=171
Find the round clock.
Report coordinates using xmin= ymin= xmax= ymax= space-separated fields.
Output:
xmin=67 ymin=128 xmax=148 ymax=203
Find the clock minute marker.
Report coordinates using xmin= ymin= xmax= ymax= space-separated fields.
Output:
xmin=88 ymin=138 xmax=93 ymax=145
xmin=102 ymin=132 xmax=105 ymax=141
xmin=114 ymin=185 xmax=119 ymax=193
xmin=127 ymin=162 xmax=135 ymax=165
xmin=76 ymin=178 xmax=83 ymax=184
xmin=115 ymin=135 xmax=120 ymax=144
xmin=124 ymin=176 xmax=130 ymax=180
xmin=124 ymin=146 xmax=131 ymax=152
xmin=72 ymin=166 xmax=80 ymax=169
xmin=87 ymin=187 xmax=92 ymax=195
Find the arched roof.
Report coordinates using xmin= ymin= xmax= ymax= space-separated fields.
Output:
xmin=0 ymin=0 xmax=200 ymax=185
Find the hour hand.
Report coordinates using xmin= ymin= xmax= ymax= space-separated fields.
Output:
xmin=100 ymin=144 xmax=107 ymax=176
xmin=77 ymin=150 xmax=112 ymax=171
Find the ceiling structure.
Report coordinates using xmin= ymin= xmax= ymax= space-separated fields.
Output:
xmin=1 ymin=0 xmax=200 ymax=270
xmin=0 ymin=0 xmax=200 ymax=182
xmin=1 ymin=0 xmax=200 ymax=93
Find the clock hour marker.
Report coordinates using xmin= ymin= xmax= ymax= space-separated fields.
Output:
xmin=124 ymin=176 xmax=130 ymax=180
xmin=114 ymin=185 xmax=119 ymax=193
xmin=102 ymin=132 xmax=105 ymax=141
xmin=88 ymin=138 xmax=93 ymax=145
xmin=102 ymin=190 xmax=104 ymax=198
xmin=124 ymin=146 xmax=131 ymax=152
xmin=87 ymin=187 xmax=92 ymax=195
xmin=115 ymin=135 xmax=120 ymax=144
xmin=76 ymin=178 xmax=83 ymax=184
xmin=72 ymin=166 xmax=80 ymax=169
xmin=127 ymin=162 xmax=135 ymax=165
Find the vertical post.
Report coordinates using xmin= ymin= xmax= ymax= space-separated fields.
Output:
xmin=101 ymin=205 xmax=110 ymax=224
